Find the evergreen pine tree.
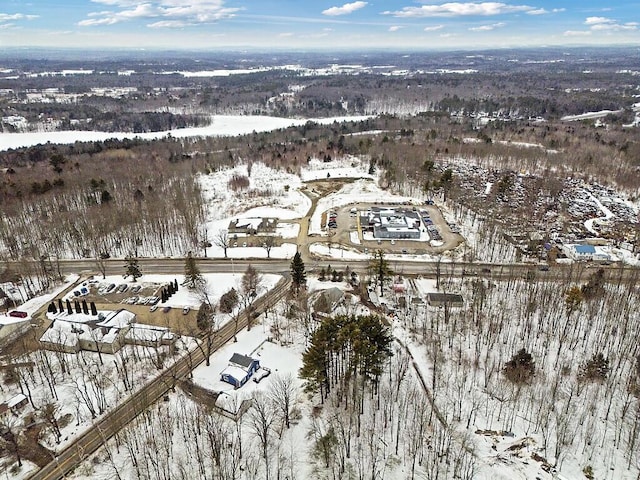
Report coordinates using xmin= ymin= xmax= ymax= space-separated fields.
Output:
xmin=504 ymin=348 xmax=535 ymax=384
xmin=183 ymin=252 xmax=204 ymax=290
xmin=196 ymin=302 xmax=216 ymax=366
xmin=368 ymin=250 xmax=392 ymax=295
xmin=124 ymin=254 xmax=142 ymax=282
xmin=290 ymin=251 xmax=307 ymax=295
xmin=219 ymin=288 xmax=239 ymax=314
xmin=580 ymin=353 xmax=610 ymax=382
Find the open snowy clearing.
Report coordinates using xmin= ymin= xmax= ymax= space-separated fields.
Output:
xmin=300 ymin=156 xmax=374 ymax=182
xmin=309 ymin=178 xmax=417 ymax=236
xmin=0 ymin=114 xmax=372 ymax=151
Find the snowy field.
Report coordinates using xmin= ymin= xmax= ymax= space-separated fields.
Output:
xmin=0 ymin=114 xmax=372 ymax=151
xmin=300 ymin=156 xmax=374 ymax=182
xmin=308 ymin=178 xmax=416 ymax=236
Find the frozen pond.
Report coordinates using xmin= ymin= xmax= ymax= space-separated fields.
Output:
xmin=0 ymin=114 xmax=372 ymax=151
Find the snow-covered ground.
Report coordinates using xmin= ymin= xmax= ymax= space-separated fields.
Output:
xmin=0 ymin=114 xmax=372 ymax=151
xmin=309 ymin=178 xmax=416 ymax=236
xmin=583 ymin=189 xmax=614 ymax=235
xmin=11 ymin=263 xmax=640 ymax=480
xmin=560 ymin=109 xmax=624 ymax=121
xmin=300 ymin=156 xmax=374 ymax=182
xmin=1 ymin=274 xmax=79 ymax=319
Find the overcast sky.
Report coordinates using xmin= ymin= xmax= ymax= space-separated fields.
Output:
xmin=1 ymin=1 xmax=639 ymax=50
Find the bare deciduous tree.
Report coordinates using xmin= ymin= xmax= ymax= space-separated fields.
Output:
xmin=268 ymin=373 xmax=297 ymax=431
xmin=212 ymin=229 xmax=231 ymax=258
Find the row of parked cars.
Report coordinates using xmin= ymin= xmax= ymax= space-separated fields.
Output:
xmin=427 ymin=224 xmax=442 ymax=241
xmin=97 ymin=283 xmax=143 ymax=296
xmin=421 ymin=214 xmax=442 ymax=241
xmin=121 ymin=295 xmax=160 ymax=306
xmin=327 ymin=211 xmax=338 ymax=229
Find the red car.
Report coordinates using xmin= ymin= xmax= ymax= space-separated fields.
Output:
xmin=9 ymin=310 xmax=28 ymax=318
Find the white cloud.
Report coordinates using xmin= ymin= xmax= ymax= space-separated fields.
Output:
xmin=384 ymin=2 xmax=536 ymax=18
xmin=527 ymin=7 xmax=565 ymax=15
xmin=583 ymin=17 xmax=637 ymax=32
xmin=389 ymin=25 xmax=402 ymax=32
xmin=585 ymin=16 xmax=614 ymax=25
xmin=469 ymin=22 xmax=505 ymax=31
xmin=424 ymin=24 xmax=444 ymax=31
xmin=0 ymin=23 xmax=16 ymax=29
xmin=0 ymin=13 xmax=38 ymax=21
xmin=564 ymin=30 xmax=592 ymax=37
xmin=79 ymin=0 xmax=240 ymax=27
xmin=147 ymin=20 xmax=188 ymax=28
xmin=322 ymin=1 xmax=367 ymax=16
xmin=591 ymin=23 xmax=637 ymax=31
xmin=278 ymin=32 xmax=294 ymax=37
xmin=78 ymin=17 xmax=119 ymax=26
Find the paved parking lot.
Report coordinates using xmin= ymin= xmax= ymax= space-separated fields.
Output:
xmin=323 ymin=202 xmax=463 ymax=256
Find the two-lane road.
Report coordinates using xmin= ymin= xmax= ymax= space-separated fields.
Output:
xmin=28 ymin=278 xmax=291 ymax=480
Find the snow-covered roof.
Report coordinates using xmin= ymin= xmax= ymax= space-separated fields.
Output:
xmin=46 ymin=310 xmax=105 ymax=324
xmin=7 ymin=393 xmax=27 ymax=408
xmin=125 ymin=323 xmax=173 ymax=344
xmin=221 ymin=364 xmax=251 ymax=381
xmin=214 ymin=391 xmax=238 ymax=412
xmin=0 ymin=315 xmax=30 ymax=326
xmin=39 ymin=320 xmax=81 ymax=347
xmin=98 ymin=309 xmax=136 ymax=328
xmin=234 ymin=218 xmax=263 ymax=230
xmin=40 ymin=320 xmax=122 ymax=346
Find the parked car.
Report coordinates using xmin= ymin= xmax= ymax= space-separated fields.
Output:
xmin=182 ymin=307 xmax=190 ymax=315
xmin=105 ymin=283 xmax=116 ymax=293
xmin=130 ymin=285 xmax=141 ymax=294
xmin=116 ymin=284 xmax=128 ymax=293
xmin=149 ymin=305 xmax=158 ymax=312
xmin=9 ymin=310 xmax=28 ymax=318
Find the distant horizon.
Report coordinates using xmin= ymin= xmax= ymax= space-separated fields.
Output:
xmin=1 ymin=44 xmax=639 ymax=57
xmin=1 ymin=1 xmax=639 ymax=51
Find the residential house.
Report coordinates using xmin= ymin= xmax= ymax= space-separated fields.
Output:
xmin=221 ymin=353 xmax=260 ymax=389
xmin=0 ymin=393 xmax=28 ymax=421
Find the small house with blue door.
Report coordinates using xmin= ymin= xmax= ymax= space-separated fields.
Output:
xmin=220 ymin=353 xmax=260 ymax=388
